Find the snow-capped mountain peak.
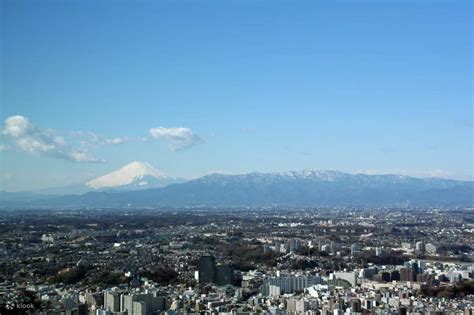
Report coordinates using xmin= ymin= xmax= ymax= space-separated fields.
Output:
xmin=86 ymin=161 xmax=177 ymax=189
xmin=278 ymin=169 xmax=346 ymax=181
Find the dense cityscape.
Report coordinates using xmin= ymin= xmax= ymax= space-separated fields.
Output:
xmin=1 ymin=207 xmax=473 ymax=314
xmin=2 ymin=0 xmax=473 ymax=314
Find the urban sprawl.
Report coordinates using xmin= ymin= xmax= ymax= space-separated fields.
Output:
xmin=1 ymin=207 xmax=473 ymax=315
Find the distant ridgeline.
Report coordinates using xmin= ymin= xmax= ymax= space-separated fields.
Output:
xmin=1 ymin=170 xmax=472 ymax=208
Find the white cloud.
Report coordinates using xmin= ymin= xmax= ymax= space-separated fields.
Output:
xmin=2 ymin=115 xmax=32 ymax=137
xmin=105 ymin=137 xmax=124 ymax=145
xmin=69 ymin=149 xmax=105 ymax=163
xmin=71 ymin=131 xmax=126 ymax=147
xmin=149 ymin=127 xmax=203 ymax=151
xmin=2 ymin=115 xmax=104 ymax=163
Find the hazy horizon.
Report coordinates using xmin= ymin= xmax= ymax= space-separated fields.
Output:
xmin=2 ymin=159 xmax=473 ymax=193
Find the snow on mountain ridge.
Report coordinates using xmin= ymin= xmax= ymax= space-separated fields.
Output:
xmin=86 ymin=161 xmax=173 ymax=189
xmin=197 ymin=169 xmax=351 ymax=184
xmin=196 ymin=169 xmax=462 ymax=187
xmin=279 ymin=169 xmax=347 ymax=180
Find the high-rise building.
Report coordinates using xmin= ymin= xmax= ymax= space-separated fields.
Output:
xmin=198 ymin=255 xmax=216 ymax=284
xmin=121 ymin=292 xmax=165 ymax=314
xmin=104 ymin=292 xmax=120 ymax=312
xmin=197 ymin=255 xmax=233 ymax=285
xmin=216 ymin=264 xmax=234 ymax=285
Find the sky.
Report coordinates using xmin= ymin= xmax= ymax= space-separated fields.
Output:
xmin=1 ymin=0 xmax=473 ymax=191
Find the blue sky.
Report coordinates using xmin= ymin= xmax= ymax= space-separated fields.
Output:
xmin=1 ymin=0 xmax=473 ymax=191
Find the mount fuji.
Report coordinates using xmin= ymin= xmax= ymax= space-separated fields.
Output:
xmin=9 ymin=161 xmax=187 ymax=197
xmin=85 ymin=161 xmax=185 ymax=191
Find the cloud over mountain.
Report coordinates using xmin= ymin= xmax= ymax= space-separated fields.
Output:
xmin=149 ymin=127 xmax=203 ymax=151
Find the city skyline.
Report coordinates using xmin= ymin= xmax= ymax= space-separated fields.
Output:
xmin=2 ymin=0 xmax=473 ymax=191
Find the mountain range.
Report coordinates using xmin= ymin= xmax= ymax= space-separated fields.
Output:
xmin=1 ymin=162 xmax=472 ymax=208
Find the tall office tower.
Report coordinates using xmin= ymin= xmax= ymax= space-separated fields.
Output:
xmin=216 ymin=264 xmax=234 ymax=285
xmin=198 ymin=255 xmax=216 ymax=284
